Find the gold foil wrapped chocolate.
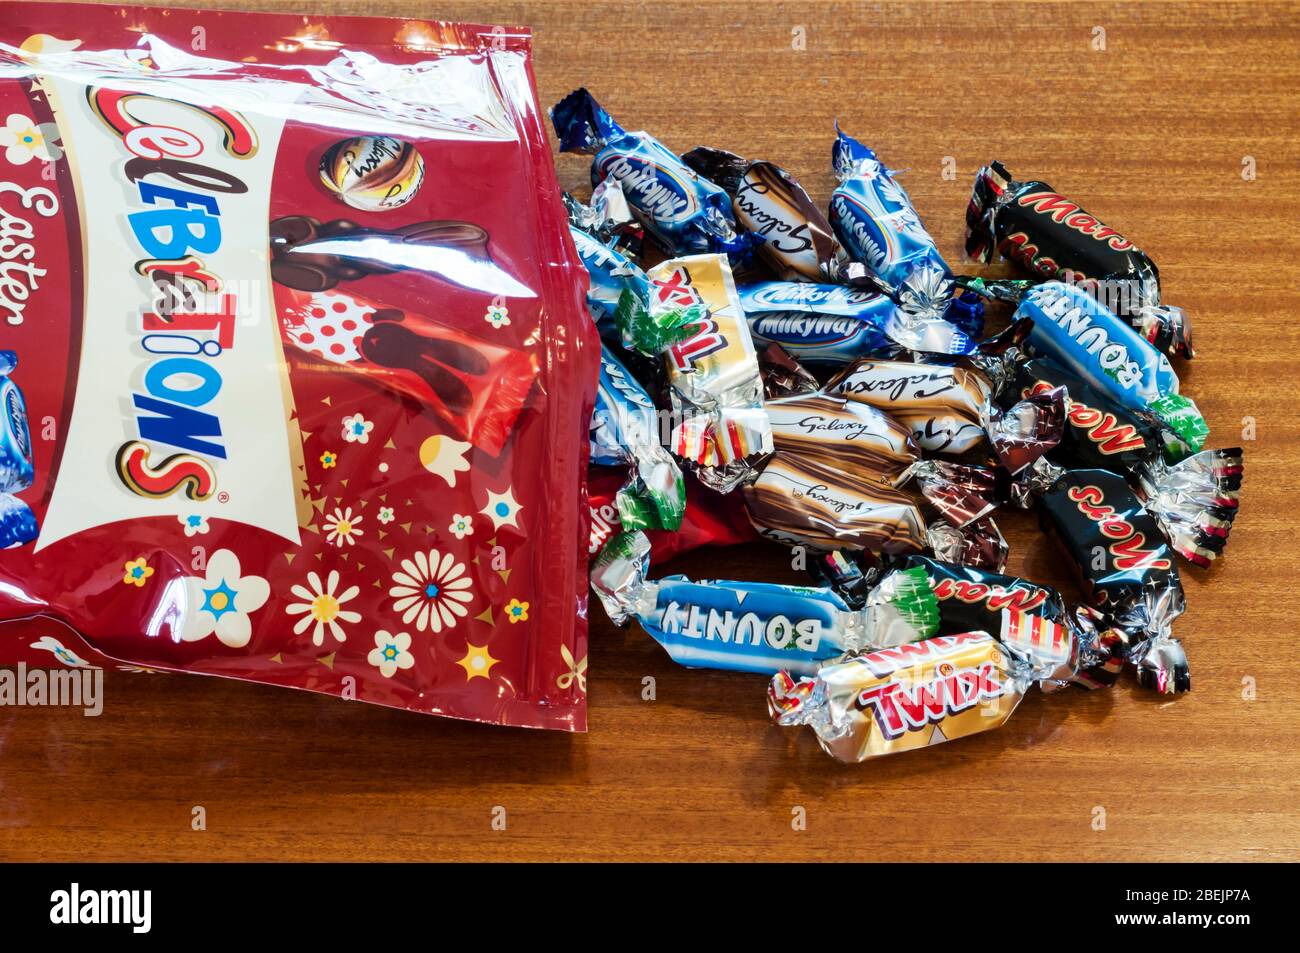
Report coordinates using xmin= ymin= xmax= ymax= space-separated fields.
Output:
xmin=827 ymin=359 xmax=992 ymax=454
xmin=769 ymin=611 xmax=1076 ymax=762
xmin=769 ymin=632 xmax=1023 ymax=761
xmin=319 ymin=136 xmax=425 ymax=213
xmin=648 ymin=254 xmax=773 ymax=491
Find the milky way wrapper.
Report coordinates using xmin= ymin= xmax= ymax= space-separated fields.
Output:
xmin=742 ymin=455 xmax=925 ymax=554
xmin=770 ymin=627 xmax=1051 ymax=762
xmin=0 ymin=3 xmax=600 ymax=731
xmin=741 ymin=281 xmax=901 ymax=365
xmin=826 ymin=359 xmax=992 ymax=454
xmin=551 ymin=88 xmax=744 ymax=258
xmin=646 ymin=254 xmax=773 ymax=491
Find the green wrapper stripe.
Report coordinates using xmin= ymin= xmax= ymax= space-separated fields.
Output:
xmin=615 ymin=493 xmax=658 ymax=532
xmin=1150 ymin=393 xmax=1209 ymax=458
xmin=616 ymin=288 xmax=706 ymax=356
xmin=616 ymin=472 xmax=686 ymax=533
xmin=886 ymin=566 xmax=941 ymax=637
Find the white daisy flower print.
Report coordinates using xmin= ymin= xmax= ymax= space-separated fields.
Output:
xmin=179 ymin=549 xmax=270 ymax=649
xmin=484 ymin=304 xmax=510 ymax=329
xmin=377 ymin=506 xmax=395 ymax=524
xmin=388 ymin=549 xmax=473 ymax=633
xmin=448 ymin=514 xmax=473 ymax=539
xmin=341 ymin=412 xmax=374 ymax=444
xmin=286 ymin=570 xmax=362 ymax=646
xmin=179 ymin=513 xmax=210 ymax=537
xmin=1 ymin=113 xmax=63 ymax=165
xmin=322 ymin=507 xmax=363 ymax=547
xmin=368 ymin=630 xmax=415 ymax=678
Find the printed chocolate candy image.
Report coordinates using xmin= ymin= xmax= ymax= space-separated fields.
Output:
xmin=269 ymin=215 xmax=496 ymax=293
xmin=319 ymin=136 xmax=425 ymax=212
xmin=275 ymin=287 xmax=536 ymax=457
xmin=826 ymin=358 xmax=991 ymax=454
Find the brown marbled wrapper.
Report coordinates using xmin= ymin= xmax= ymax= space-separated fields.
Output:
xmin=764 ymin=393 xmax=917 ymax=487
xmin=681 ymin=147 xmax=848 ymax=282
xmin=742 ymin=454 xmax=926 ymax=554
xmin=826 ymin=359 xmax=991 ymax=454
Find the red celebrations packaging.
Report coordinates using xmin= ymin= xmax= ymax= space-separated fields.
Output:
xmin=0 ymin=4 xmax=599 ymax=729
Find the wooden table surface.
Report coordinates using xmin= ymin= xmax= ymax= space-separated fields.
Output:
xmin=3 ymin=0 xmax=1298 ymax=862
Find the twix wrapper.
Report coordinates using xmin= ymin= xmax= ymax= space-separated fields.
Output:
xmin=769 ymin=611 xmax=1073 ymax=762
xmin=645 ymin=254 xmax=773 ymax=491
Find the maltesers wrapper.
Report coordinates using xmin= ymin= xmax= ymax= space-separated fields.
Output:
xmin=587 ymin=467 xmax=757 ymax=565
xmin=0 ymin=3 xmax=599 ymax=730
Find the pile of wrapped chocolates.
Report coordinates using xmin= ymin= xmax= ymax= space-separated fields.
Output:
xmin=555 ymin=88 xmax=1243 ymax=763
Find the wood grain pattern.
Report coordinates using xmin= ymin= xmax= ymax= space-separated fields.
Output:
xmin=2 ymin=0 xmax=1298 ymax=862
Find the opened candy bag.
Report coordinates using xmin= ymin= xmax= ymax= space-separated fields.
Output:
xmin=0 ymin=4 xmax=598 ymax=729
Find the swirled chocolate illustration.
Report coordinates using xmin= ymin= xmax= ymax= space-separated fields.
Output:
xmin=270 ymin=215 xmax=492 ymax=292
xmin=319 ymin=135 xmax=425 ymax=212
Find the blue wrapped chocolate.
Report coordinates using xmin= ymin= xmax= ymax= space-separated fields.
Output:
xmin=591 ymin=531 xmax=939 ymax=675
xmin=829 ymin=126 xmax=949 ymax=291
xmin=741 ymin=280 xmax=987 ymax=364
xmin=828 ymin=125 xmax=983 ymax=353
xmin=1016 ymin=282 xmax=1207 ymax=455
xmin=570 ymin=225 xmax=651 ymax=332
xmin=0 ymin=351 xmax=37 ymax=549
xmin=592 ymin=344 xmax=685 ymax=531
xmin=552 ymin=88 xmax=744 ymax=257
xmin=740 ymin=281 xmax=898 ymax=365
